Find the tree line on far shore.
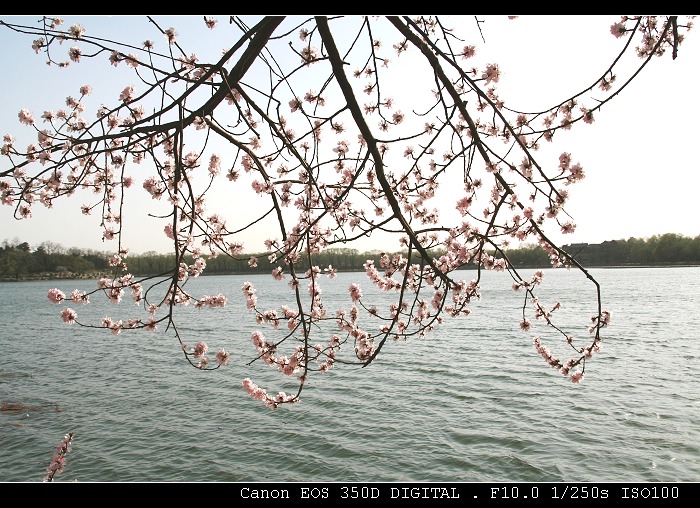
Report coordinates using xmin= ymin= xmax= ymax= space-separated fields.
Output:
xmin=1 ymin=233 xmax=699 ymax=281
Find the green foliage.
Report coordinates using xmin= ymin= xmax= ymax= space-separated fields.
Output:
xmin=559 ymin=234 xmax=700 ymax=266
xmin=1 ymin=234 xmax=700 ymax=281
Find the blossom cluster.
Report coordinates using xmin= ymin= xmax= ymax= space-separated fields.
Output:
xmin=3 ymin=15 xmax=677 ymax=408
xmin=43 ymin=432 xmax=74 ymax=482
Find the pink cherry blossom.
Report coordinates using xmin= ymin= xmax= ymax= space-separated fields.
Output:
xmin=44 ymin=432 xmax=73 ymax=482
xmin=119 ymin=85 xmax=134 ymax=103
xmin=5 ymin=15 xmax=671 ymax=410
xmin=461 ymin=45 xmax=476 ymax=59
xmin=349 ymin=283 xmax=363 ymax=302
xmin=145 ymin=318 xmax=158 ymax=332
xmin=482 ymin=63 xmax=500 ymax=84
xmin=18 ymin=109 xmax=35 ymax=126
xmin=215 ymin=349 xmax=230 ymax=366
xmin=61 ymin=308 xmax=77 ymax=324
xmin=68 ymin=46 xmax=82 ymax=63
xmin=193 ymin=341 xmax=208 ymax=359
xmin=164 ymin=27 xmax=177 ymax=45
xmin=32 ymin=37 xmax=45 ymax=53
xmin=69 ymin=24 xmax=86 ymax=38
xmin=300 ymin=46 xmax=318 ymax=65
xmin=48 ymin=288 xmax=66 ymax=304
xmin=610 ymin=21 xmax=626 ymax=38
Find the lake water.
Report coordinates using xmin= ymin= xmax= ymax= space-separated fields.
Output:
xmin=1 ymin=266 xmax=699 ymax=483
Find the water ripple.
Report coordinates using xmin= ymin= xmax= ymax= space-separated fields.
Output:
xmin=1 ymin=267 xmax=699 ymax=482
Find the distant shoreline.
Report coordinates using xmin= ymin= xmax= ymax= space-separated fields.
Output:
xmin=2 ymin=262 xmax=699 ymax=283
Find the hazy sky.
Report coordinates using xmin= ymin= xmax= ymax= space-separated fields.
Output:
xmin=1 ymin=15 xmax=699 ymax=254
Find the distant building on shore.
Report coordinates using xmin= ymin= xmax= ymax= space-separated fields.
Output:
xmin=563 ymin=240 xmax=623 ymax=264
